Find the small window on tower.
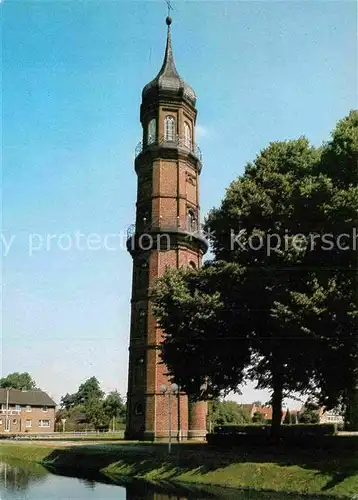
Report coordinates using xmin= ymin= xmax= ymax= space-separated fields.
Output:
xmin=137 ymin=309 xmax=146 ymax=335
xmin=134 ymin=403 xmax=144 ymax=415
xmin=147 ymin=118 xmax=156 ymax=145
xmin=187 ymin=209 xmax=197 ymax=232
xmin=184 ymin=122 xmax=192 ymax=149
xmin=164 ymin=115 xmax=176 ymax=142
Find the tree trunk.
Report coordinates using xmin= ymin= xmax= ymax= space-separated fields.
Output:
xmin=271 ymin=371 xmax=284 ymax=441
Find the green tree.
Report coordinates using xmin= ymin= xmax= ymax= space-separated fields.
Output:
xmin=152 ymin=262 xmax=251 ymax=399
xmin=76 ymin=377 xmax=105 ymax=405
xmin=275 ymin=111 xmax=358 ymax=429
xmin=60 ymin=377 xmax=105 ymax=410
xmin=60 ymin=392 xmax=78 ymax=410
xmin=58 ymin=377 xmax=110 ymax=430
xmin=290 ymin=412 xmax=298 ymax=425
xmin=314 ymin=111 xmax=358 ymax=429
xmin=0 ymin=372 xmax=37 ymax=390
xmin=152 ymin=112 xmax=358 ymax=437
xmin=283 ymin=408 xmax=291 ymax=425
xmin=299 ymin=402 xmax=320 ymax=424
xmin=84 ymin=399 xmax=108 ymax=429
xmin=153 ymin=139 xmax=321 ymax=438
xmin=208 ymin=400 xmax=251 ymax=429
xmin=206 ymin=137 xmax=322 ymax=437
xmin=103 ymin=390 xmax=126 ymax=429
xmin=252 ymin=411 xmax=266 ymax=424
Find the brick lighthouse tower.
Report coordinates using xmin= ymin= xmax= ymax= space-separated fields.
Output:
xmin=125 ymin=15 xmax=208 ymax=441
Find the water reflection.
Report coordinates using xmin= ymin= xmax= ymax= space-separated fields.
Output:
xmin=125 ymin=481 xmax=219 ymax=499
xmin=0 ymin=460 xmax=47 ymax=492
xmin=0 ymin=460 xmax=332 ymax=500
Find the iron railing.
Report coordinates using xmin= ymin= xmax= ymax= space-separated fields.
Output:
xmin=126 ymin=217 xmax=207 ymax=241
xmin=135 ymin=135 xmax=202 ymax=162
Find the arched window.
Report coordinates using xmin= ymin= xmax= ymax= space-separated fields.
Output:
xmin=164 ymin=115 xmax=176 ymax=142
xmin=188 ymin=260 xmax=197 ymax=269
xmin=134 ymin=403 xmax=144 ymax=415
xmin=133 ymin=357 xmax=145 ymax=388
xmin=184 ymin=122 xmax=192 ymax=149
xmin=147 ymin=118 xmax=156 ymax=145
xmin=136 ymin=257 xmax=149 ymax=289
xmin=187 ymin=209 xmax=197 ymax=232
xmin=137 ymin=309 xmax=146 ymax=335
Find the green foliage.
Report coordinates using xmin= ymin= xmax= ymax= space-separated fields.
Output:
xmin=252 ymin=411 xmax=266 ymax=424
xmin=208 ymin=400 xmax=251 ymax=428
xmin=0 ymin=372 xmax=37 ymax=390
xmin=290 ymin=412 xmax=298 ymax=425
xmin=85 ymin=399 xmax=108 ymax=429
xmin=283 ymin=408 xmax=291 ymax=425
xmin=103 ymin=391 xmax=126 ymax=423
xmin=60 ymin=377 xmax=104 ymax=409
xmin=151 ymin=263 xmax=251 ymax=398
xmin=57 ymin=377 xmax=126 ymax=430
xmin=77 ymin=376 xmax=105 ymax=405
xmin=299 ymin=402 xmax=320 ymax=424
xmin=152 ymin=111 xmax=358 ymax=436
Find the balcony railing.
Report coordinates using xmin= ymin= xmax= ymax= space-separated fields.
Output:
xmin=135 ymin=135 xmax=202 ymax=162
xmin=0 ymin=409 xmax=21 ymax=415
xmin=126 ymin=217 xmax=207 ymax=241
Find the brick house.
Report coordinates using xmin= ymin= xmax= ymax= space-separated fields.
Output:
xmin=241 ymin=403 xmax=274 ymax=420
xmin=241 ymin=403 xmax=298 ymax=423
xmin=319 ymin=408 xmax=344 ymax=424
xmin=0 ymin=388 xmax=56 ymax=434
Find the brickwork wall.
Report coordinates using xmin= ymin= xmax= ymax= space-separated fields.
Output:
xmin=0 ymin=407 xmax=55 ymax=433
xmin=127 ymin=88 xmax=207 ymax=440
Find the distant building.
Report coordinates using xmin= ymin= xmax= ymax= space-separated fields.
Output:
xmin=241 ymin=403 xmax=298 ymax=423
xmin=241 ymin=403 xmax=273 ymax=420
xmin=318 ymin=407 xmax=344 ymax=425
xmin=0 ymin=388 xmax=56 ymax=434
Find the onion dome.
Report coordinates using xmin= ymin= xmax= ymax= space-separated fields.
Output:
xmin=142 ymin=17 xmax=196 ymax=106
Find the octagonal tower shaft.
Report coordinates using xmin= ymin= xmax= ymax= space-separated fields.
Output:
xmin=125 ymin=18 xmax=208 ymax=441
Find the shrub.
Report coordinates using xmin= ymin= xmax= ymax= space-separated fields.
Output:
xmin=207 ymin=423 xmax=339 ymax=447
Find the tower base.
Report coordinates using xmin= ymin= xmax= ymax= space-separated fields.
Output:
xmin=187 ymin=429 xmax=207 ymax=441
xmin=124 ymin=429 xmax=204 ymax=442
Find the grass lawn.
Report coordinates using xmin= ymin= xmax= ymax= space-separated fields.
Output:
xmin=0 ymin=440 xmax=357 ymax=497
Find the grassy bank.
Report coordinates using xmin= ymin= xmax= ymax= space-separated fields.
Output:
xmin=1 ymin=440 xmax=357 ymax=497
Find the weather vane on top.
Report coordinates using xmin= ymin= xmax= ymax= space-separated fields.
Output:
xmin=165 ymin=0 xmax=174 ymax=17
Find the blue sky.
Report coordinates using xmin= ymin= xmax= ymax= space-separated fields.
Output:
xmin=2 ymin=0 xmax=356 ymax=408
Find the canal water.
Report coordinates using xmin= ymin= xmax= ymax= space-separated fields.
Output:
xmin=0 ymin=459 xmax=329 ymax=500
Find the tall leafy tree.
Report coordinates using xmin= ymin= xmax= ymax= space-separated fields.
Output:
xmin=208 ymin=400 xmax=251 ymax=428
xmin=205 ymin=138 xmax=321 ymax=436
xmin=152 ymin=112 xmax=358 ymax=436
xmin=279 ymin=111 xmax=358 ymax=428
xmin=103 ymin=390 xmax=126 ymax=428
xmin=76 ymin=377 xmax=104 ymax=405
xmin=0 ymin=372 xmax=37 ymax=390
xmin=283 ymin=408 xmax=291 ymax=425
xmin=252 ymin=411 xmax=266 ymax=424
xmin=152 ymin=262 xmax=251 ymax=398
xmin=60 ymin=392 xmax=79 ymax=410
xmin=60 ymin=377 xmax=105 ymax=409
xmin=299 ymin=400 xmax=320 ymax=424
xmin=85 ymin=399 xmax=108 ymax=429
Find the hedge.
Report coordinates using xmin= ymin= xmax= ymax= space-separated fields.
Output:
xmin=207 ymin=423 xmax=345 ymax=448
xmin=213 ymin=424 xmax=338 ymax=436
